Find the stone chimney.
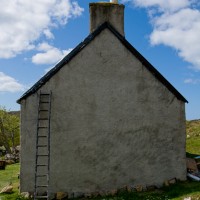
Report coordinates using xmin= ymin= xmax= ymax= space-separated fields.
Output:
xmin=89 ymin=1 xmax=125 ymax=36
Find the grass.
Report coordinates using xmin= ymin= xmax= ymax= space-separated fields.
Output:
xmin=186 ymin=119 xmax=200 ymax=157
xmin=186 ymin=137 xmax=200 ymax=156
xmin=0 ymin=163 xmax=24 ymax=200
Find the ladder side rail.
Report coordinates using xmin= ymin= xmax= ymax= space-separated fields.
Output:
xmin=47 ymin=91 xmax=52 ymax=200
xmin=34 ymin=91 xmax=42 ymax=200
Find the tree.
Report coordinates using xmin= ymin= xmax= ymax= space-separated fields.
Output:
xmin=0 ymin=107 xmax=20 ymax=153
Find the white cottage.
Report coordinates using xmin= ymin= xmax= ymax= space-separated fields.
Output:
xmin=17 ymin=2 xmax=187 ymax=199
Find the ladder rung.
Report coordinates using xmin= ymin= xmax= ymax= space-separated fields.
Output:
xmin=38 ymin=135 xmax=47 ymax=138
xmin=40 ymin=101 xmax=49 ymax=103
xmin=40 ymin=93 xmax=50 ymax=95
xmin=37 ymin=164 xmax=48 ymax=167
xmin=36 ymin=185 xmax=48 ymax=187
xmin=37 ymin=154 xmax=49 ymax=157
xmin=35 ymin=196 xmax=48 ymax=199
xmin=36 ymin=174 xmax=48 ymax=177
xmin=38 ymin=127 xmax=48 ymax=129
xmin=36 ymin=164 xmax=48 ymax=167
xmin=38 ymin=118 xmax=48 ymax=120
xmin=37 ymin=145 xmax=47 ymax=147
xmin=39 ymin=109 xmax=48 ymax=112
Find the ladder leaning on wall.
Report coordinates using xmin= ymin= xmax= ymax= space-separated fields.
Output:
xmin=34 ymin=91 xmax=52 ymax=200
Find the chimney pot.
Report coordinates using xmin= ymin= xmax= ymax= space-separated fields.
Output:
xmin=110 ymin=0 xmax=118 ymax=3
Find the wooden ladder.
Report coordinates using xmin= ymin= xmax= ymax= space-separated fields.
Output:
xmin=34 ymin=92 xmax=52 ymax=200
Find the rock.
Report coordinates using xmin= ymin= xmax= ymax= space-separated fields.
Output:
xmin=0 ymin=185 xmax=13 ymax=194
xmin=21 ymin=192 xmax=30 ymax=198
xmin=56 ymin=192 xmax=68 ymax=200
xmin=184 ymin=197 xmax=191 ymax=200
xmin=164 ymin=180 xmax=169 ymax=187
xmin=110 ymin=189 xmax=118 ymax=196
xmin=5 ymin=160 xmax=15 ymax=165
xmin=168 ymin=178 xmax=176 ymax=185
xmin=117 ymin=185 xmax=128 ymax=193
xmin=134 ymin=185 xmax=143 ymax=192
xmin=84 ymin=192 xmax=92 ymax=198
xmin=186 ymin=158 xmax=198 ymax=172
xmin=127 ymin=185 xmax=134 ymax=192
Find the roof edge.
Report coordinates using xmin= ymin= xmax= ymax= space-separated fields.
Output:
xmin=104 ymin=23 xmax=188 ymax=103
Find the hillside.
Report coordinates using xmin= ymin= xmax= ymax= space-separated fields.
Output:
xmin=186 ymin=119 xmax=200 ymax=137
xmin=186 ymin=119 xmax=200 ymax=157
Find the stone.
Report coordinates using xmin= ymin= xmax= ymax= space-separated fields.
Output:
xmin=127 ymin=185 xmax=134 ymax=192
xmin=5 ymin=160 xmax=15 ymax=165
xmin=168 ymin=178 xmax=176 ymax=185
xmin=117 ymin=185 xmax=128 ymax=193
xmin=110 ymin=189 xmax=118 ymax=196
xmin=186 ymin=158 xmax=198 ymax=172
xmin=0 ymin=185 xmax=13 ymax=194
xmin=164 ymin=180 xmax=169 ymax=187
xmin=56 ymin=192 xmax=68 ymax=200
xmin=183 ymin=197 xmax=191 ymax=200
xmin=21 ymin=192 xmax=30 ymax=198
xmin=84 ymin=192 xmax=92 ymax=198
xmin=134 ymin=185 xmax=143 ymax=192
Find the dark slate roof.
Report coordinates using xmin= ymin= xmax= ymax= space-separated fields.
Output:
xmin=17 ymin=22 xmax=188 ymax=103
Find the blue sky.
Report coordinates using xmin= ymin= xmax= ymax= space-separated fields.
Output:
xmin=0 ymin=0 xmax=200 ymax=120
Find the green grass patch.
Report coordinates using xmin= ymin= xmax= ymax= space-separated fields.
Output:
xmin=0 ymin=163 xmax=24 ymax=200
xmin=186 ymin=136 xmax=200 ymax=156
xmin=186 ymin=119 xmax=200 ymax=157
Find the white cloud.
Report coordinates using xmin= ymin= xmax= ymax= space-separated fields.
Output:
xmin=123 ymin=0 xmax=200 ymax=70
xmin=32 ymin=43 xmax=72 ymax=65
xmin=0 ymin=72 xmax=25 ymax=92
xmin=150 ymin=8 xmax=200 ymax=69
xmin=131 ymin=0 xmax=190 ymax=12
xmin=0 ymin=0 xmax=83 ymax=58
xmin=184 ymin=78 xmax=200 ymax=84
xmin=43 ymin=29 xmax=54 ymax=40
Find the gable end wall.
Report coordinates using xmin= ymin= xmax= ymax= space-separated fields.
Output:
xmin=20 ymin=29 xmax=186 ymax=194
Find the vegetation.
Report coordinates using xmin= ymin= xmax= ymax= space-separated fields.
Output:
xmin=0 ymin=107 xmax=20 ymax=154
xmin=186 ymin=119 xmax=200 ymax=157
xmin=0 ymin=163 xmax=24 ymax=199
